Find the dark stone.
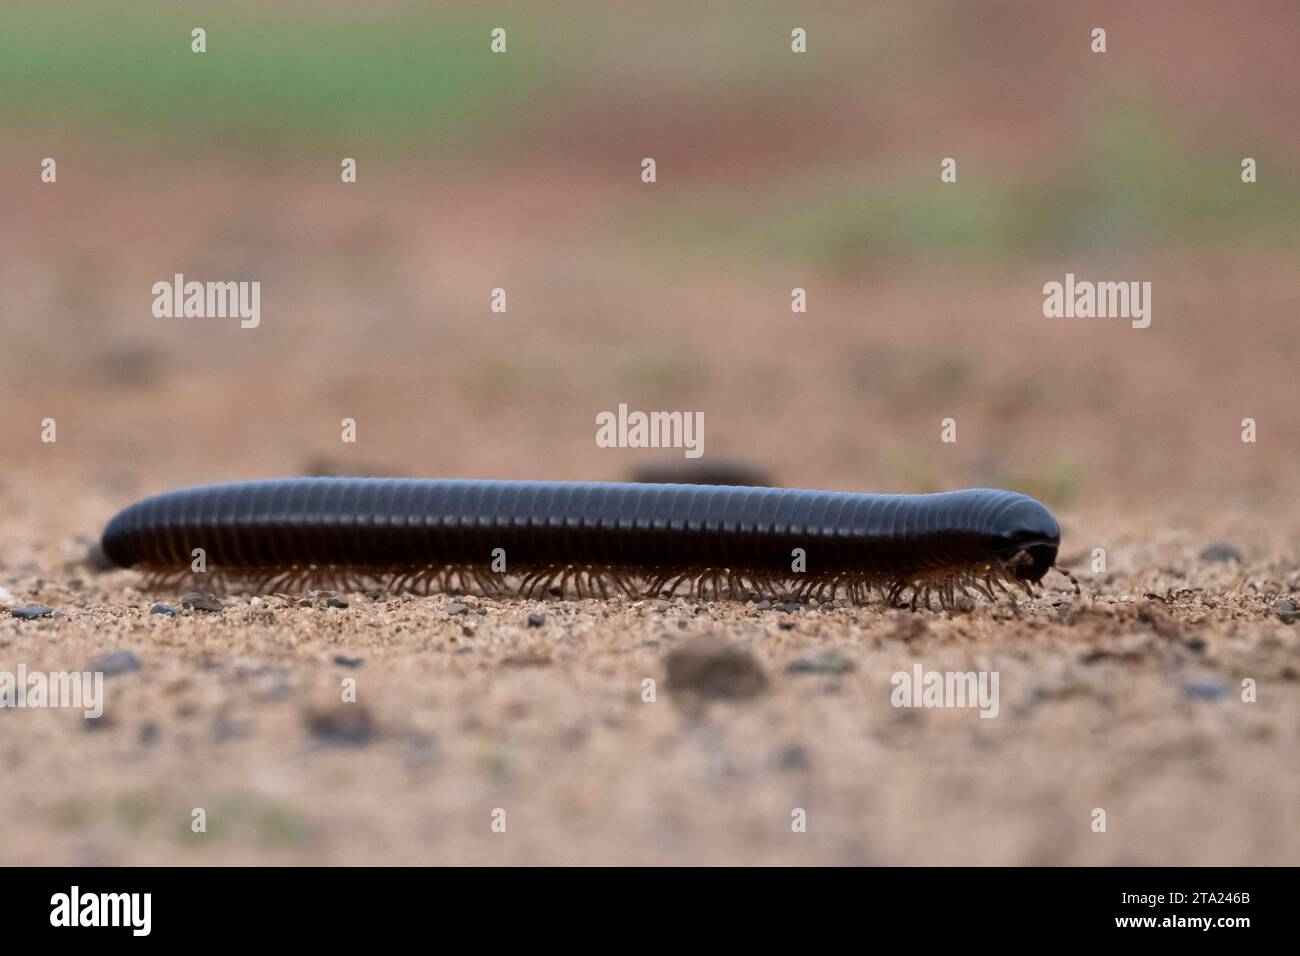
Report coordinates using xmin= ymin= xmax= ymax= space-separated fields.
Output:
xmin=1080 ymin=648 xmax=1144 ymax=665
xmin=332 ymin=655 xmax=364 ymax=668
xmin=502 ymin=651 xmax=551 ymax=668
xmin=446 ymin=602 xmax=468 ymax=617
xmin=527 ymin=612 xmax=546 ymax=628
xmin=628 ymin=459 xmax=773 ymax=488
xmin=92 ymin=650 xmax=141 ymax=677
xmin=665 ymin=635 xmax=767 ymax=700
xmin=1274 ymin=599 xmax=1297 ymax=624
xmin=1199 ymin=543 xmax=1242 ymax=563
xmin=772 ymin=743 xmax=810 ymax=771
xmin=11 ymin=605 xmax=54 ymax=620
xmin=180 ymin=592 xmax=223 ymax=613
xmin=1183 ymin=679 xmax=1229 ymax=700
xmin=305 ymin=705 xmax=373 ymax=747
xmin=150 ymin=603 xmax=180 ymax=617
xmin=786 ymin=650 xmax=856 ymax=674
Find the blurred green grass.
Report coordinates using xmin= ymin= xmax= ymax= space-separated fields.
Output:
xmin=638 ymin=98 xmax=1300 ymax=265
xmin=0 ymin=1 xmax=533 ymax=148
xmin=7 ymin=1 xmax=1295 ymax=262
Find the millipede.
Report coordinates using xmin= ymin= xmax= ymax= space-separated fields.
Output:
xmin=100 ymin=478 xmax=1078 ymax=609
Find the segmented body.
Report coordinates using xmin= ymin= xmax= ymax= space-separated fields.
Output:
xmin=101 ymin=478 xmax=1066 ymax=606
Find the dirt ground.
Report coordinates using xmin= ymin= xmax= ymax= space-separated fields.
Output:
xmin=3 ymin=474 xmax=1298 ymax=865
xmin=2 ymin=0 xmax=1299 ymax=865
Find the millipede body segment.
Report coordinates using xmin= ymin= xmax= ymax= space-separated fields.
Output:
xmin=100 ymin=478 xmax=1067 ymax=607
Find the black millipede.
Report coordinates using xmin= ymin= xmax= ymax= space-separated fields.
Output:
xmin=100 ymin=478 xmax=1077 ymax=609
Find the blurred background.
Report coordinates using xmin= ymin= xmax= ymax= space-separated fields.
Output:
xmin=3 ymin=0 xmax=1298 ymax=526
xmin=2 ymin=0 xmax=1299 ymax=869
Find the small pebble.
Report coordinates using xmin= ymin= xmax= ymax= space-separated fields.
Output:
xmin=1199 ymin=543 xmax=1242 ymax=563
xmin=1273 ymin=599 xmax=1297 ymax=625
xmin=325 ymin=597 xmax=349 ymax=609
xmin=778 ymin=621 xmax=796 ymax=630
xmin=333 ymin=655 xmax=364 ymax=668
xmin=786 ymin=650 xmax=856 ymax=675
xmin=629 ymin=459 xmax=772 ymax=487
xmin=180 ymin=591 xmax=223 ymax=613
xmin=665 ymin=635 xmax=767 ymax=700
xmin=11 ymin=605 xmax=54 ymax=621
xmin=780 ymin=601 xmax=806 ymax=613
xmin=305 ymin=705 xmax=373 ymax=747
xmin=527 ymin=612 xmax=546 ymax=627
xmin=150 ymin=603 xmax=180 ymax=617
xmin=446 ymin=602 xmax=468 ymax=617
xmin=92 ymin=650 xmax=141 ymax=677
xmin=894 ymin=616 xmax=930 ymax=642
xmin=772 ymin=743 xmax=811 ymax=771
xmin=1183 ymin=678 xmax=1230 ymax=700
xmin=502 ymin=651 xmax=551 ymax=668
xmin=455 ymin=646 xmax=474 ymax=655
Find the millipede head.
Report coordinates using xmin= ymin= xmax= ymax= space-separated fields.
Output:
xmin=989 ymin=496 xmax=1061 ymax=584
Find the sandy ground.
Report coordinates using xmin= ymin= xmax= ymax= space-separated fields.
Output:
xmin=2 ymin=0 xmax=1298 ymax=865
xmin=2 ymin=491 xmax=1298 ymax=865
xmin=4 ymin=163 xmax=1298 ymax=863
